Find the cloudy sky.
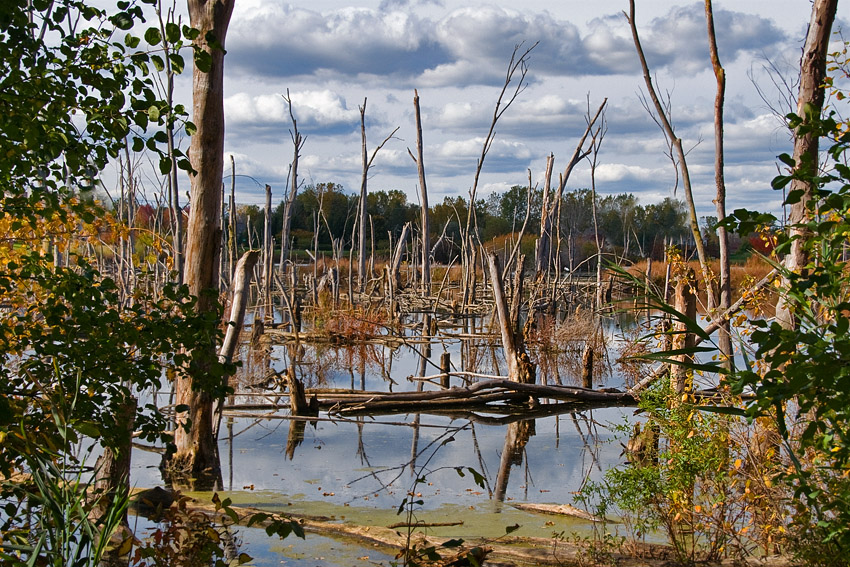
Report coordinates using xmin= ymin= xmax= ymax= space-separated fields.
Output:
xmin=172 ymin=1 xmax=846 ymax=217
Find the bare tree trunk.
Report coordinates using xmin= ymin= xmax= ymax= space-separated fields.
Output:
xmin=390 ymin=222 xmax=411 ymax=291
xmin=357 ymin=100 xmax=399 ymax=293
xmin=775 ymin=0 xmax=837 ymax=329
xmin=534 ymin=153 xmax=555 ymax=274
xmin=704 ymin=0 xmax=733 ymax=368
xmin=412 ymin=90 xmax=431 ymax=297
xmin=213 ymin=250 xmax=260 ymax=439
xmin=263 ymin=184 xmax=273 ymax=322
xmin=487 ymin=251 xmax=534 ymax=384
xmin=171 ymin=0 xmax=234 ymax=486
xmin=228 ymin=155 xmax=236 ymax=282
xmin=628 ymin=0 xmax=716 ymax=308
xmin=672 ymin=269 xmax=697 ymax=395
xmin=358 ymin=100 xmax=368 ymax=292
xmin=279 ymin=91 xmax=303 ymax=275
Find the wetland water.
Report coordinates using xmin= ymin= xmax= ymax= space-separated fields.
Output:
xmin=131 ymin=315 xmax=638 ymax=565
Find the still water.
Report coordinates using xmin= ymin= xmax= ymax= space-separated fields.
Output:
xmin=130 ymin=315 xmax=640 ymax=565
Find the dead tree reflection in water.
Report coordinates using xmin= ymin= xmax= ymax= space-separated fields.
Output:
xmin=494 ymin=419 xmax=536 ymax=509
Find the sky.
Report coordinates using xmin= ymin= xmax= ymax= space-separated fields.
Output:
xmin=154 ymin=1 xmax=848 ymax=218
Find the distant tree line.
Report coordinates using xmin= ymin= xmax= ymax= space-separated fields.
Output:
xmin=131 ymin=182 xmax=742 ymax=269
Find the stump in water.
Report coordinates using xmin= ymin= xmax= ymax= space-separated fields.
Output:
xmin=581 ymin=344 xmax=594 ymax=389
xmin=440 ymin=352 xmax=451 ymax=389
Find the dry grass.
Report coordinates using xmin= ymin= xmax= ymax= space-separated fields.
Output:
xmin=626 ymin=256 xmax=775 ymax=313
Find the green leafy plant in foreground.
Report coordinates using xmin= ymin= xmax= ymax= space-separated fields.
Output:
xmin=0 ymin=372 xmax=129 ymax=567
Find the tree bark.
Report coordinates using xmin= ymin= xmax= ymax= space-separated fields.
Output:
xmin=487 ymin=251 xmax=534 ymax=384
xmin=171 ymin=0 xmax=234 ymax=486
xmin=412 ymin=90 xmax=431 ymax=297
xmin=705 ymin=0 xmax=733 ymax=368
xmin=775 ymin=0 xmax=838 ymax=329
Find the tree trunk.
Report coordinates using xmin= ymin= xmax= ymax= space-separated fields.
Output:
xmin=358 ymin=100 xmax=368 ymax=293
xmin=171 ymin=0 xmax=234 ymax=487
xmin=279 ymin=91 xmax=303 ymax=275
xmin=775 ymin=0 xmax=838 ymax=329
xmin=263 ymin=184 xmax=273 ymax=322
xmin=672 ymin=269 xmax=697 ymax=395
xmin=628 ymin=0 xmax=716 ymax=308
xmin=413 ymin=90 xmax=431 ymax=297
xmin=487 ymin=251 xmax=534 ymax=384
xmin=705 ymin=0 xmax=733 ymax=368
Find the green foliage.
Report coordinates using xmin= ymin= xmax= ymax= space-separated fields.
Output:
xmin=0 ymin=0 xmax=233 ymax=564
xmin=0 ymin=374 xmax=130 ymax=567
xmin=579 ymin=382 xmax=758 ymax=564
xmin=722 ymin=106 xmax=850 ymax=558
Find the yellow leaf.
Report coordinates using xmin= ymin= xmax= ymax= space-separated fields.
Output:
xmin=734 ymin=458 xmax=743 ymax=470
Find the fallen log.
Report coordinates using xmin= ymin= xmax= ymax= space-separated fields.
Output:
xmin=164 ymin=497 xmax=797 ymax=567
xmin=509 ymin=502 xmax=604 ymax=523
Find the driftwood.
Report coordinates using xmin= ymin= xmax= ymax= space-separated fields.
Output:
xmin=509 ymin=502 xmax=604 ymax=523
xmin=327 ymin=379 xmax=633 ymax=416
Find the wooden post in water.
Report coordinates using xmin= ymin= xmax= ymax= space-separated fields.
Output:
xmin=581 ymin=344 xmax=594 ymax=389
xmin=440 ymin=352 xmax=451 ymax=389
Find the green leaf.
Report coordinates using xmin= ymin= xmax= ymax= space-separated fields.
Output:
xmin=75 ymin=422 xmax=101 ymax=438
xmin=150 ymin=54 xmax=165 ymax=72
xmin=194 ymin=49 xmax=211 ymax=73
xmin=144 ymin=27 xmax=161 ymax=46
xmin=165 ymin=22 xmax=181 ymax=43
xmin=111 ymin=12 xmax=134 ymax=30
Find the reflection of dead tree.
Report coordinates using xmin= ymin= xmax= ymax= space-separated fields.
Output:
xmin=494 ymin=419 xmax=536 ymax=504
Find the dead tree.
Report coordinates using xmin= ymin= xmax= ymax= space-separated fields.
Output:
xmin=461 ymin=42 xmax=537 ymax=311
xmin=775 ymin=0 xmax=838 ymax=329
xmin=627 ymin=0 xmax=715 ymax=308
xmin=263 ymin=184 xmax=273 ymax=322
xmin=169 ymin=0 xmax=234 ymax=486
xmin=672 ymin=269 xmax=697 ymax=395
xmin=389 ymin=222 xmax=411 ymax=291
xmin=487 ymin=251 xmax=534 ymax=384
xmin=537 ymin=100 xmax=607 ymax=276
xmin=704 ymin=0 xmax=733 ymax=367
xmin=357 ymin=98 xmax=399 ymax=293
xmin=410 ymin=90 xmax=431 ymax=297
xmin=279 ymin=90 xmax=305 ymax=275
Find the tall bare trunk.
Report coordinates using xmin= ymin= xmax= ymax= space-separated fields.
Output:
xmin=775 ymin=0 xmax=838 ymax=329
xmin=704 ymin=0 xmax=733 ymax=367
xmin=171 ymin=0 xmax=234 ymax=486
xmin=279 ymin=91 xmax=303 ymax=275
xmin=628 ymin=0 xmax=715 ymax=308
xmin=412 ymin=90 xmax=430 ymax=296
xmin=358 ymin=100 xmax=368 ymax=293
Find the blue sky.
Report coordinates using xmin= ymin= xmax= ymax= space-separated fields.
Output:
xmin=150 ymin=1 xmax=847 ymax=217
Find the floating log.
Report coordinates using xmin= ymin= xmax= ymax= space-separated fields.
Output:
xmin=509 ymin=502 xmax=604 ymax=523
